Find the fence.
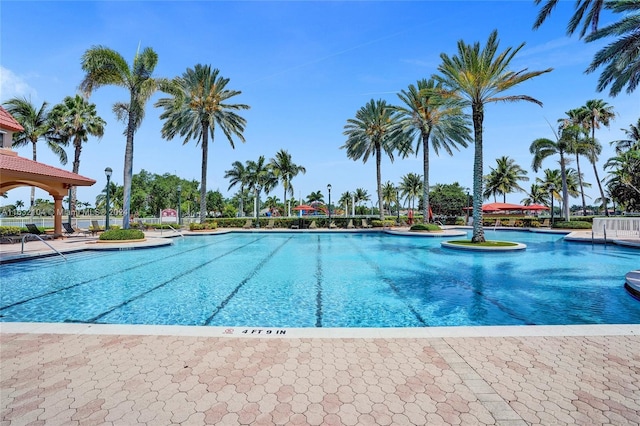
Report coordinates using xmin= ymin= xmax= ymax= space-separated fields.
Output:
xmin=592 ymin=218 xmax=640 ymax=239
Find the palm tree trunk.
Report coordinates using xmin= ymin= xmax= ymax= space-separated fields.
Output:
xmin=592 ymin=127 xmax=609 ymax=216
xmin=30 ymin=141 xmax=36 ymax=221
xmin=375 ymin=147 xmax=384 ymax=221
xmin=575 ymin=153 xmax=587 ymax=216
xmin=200 ymin=123 xmax=209 ymax=223
xmin=471 ymin=104 xmax=485 ymax=243
xmin=71 ymin=136 xmax=83 ymax=220
xmin=559 ymin=153 xmax=570 ymax=221
xmin=122 ymin=113 xmax=136 ymax=230
xmin=422 ymin=131 xmax=430 ymax=223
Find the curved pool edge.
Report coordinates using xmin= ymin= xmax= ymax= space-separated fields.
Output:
xmin=1 ymin=322 xmax=638 ymax=339
xmin=441 ymin=241 xmax=527 ymax=251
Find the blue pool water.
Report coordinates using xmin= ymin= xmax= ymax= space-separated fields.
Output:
xmin=1 ymin=231 xmax=638 ymax=327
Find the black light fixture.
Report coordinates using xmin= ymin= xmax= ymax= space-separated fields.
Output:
xmin=549 ymin=183 xmax=556 ymax=225
xmin=177 ymin=184 xmax=182 ymax=226
xmin=105 ymin=167 xmax=112 ymax=230
xmin=327 ymin=184 xmax=332 ymax=227
xmin=396 ymin=187 xmax=400 ymax=224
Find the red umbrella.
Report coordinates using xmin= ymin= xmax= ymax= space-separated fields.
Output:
xmin=482 ymin=202 xmax=524 ymax=212
xmin=521 ymin=204 xmax=550 ymax=211
xmin=292 ymin=204 xmax=316 ymax=212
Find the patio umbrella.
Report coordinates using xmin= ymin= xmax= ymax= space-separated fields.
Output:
xmin=482 ymin=202 xmax=524 ymax=212
xmin=292 ymin=204 xmax=316 ymax=212
xmin=521 ymin=204 xmax=550 ymax=211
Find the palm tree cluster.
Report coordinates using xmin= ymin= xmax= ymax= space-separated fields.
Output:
xmin=225 ymin=150 xmax=305 ymax=218
xmin=605 ymin=119 xmax=640 ymax=211
xmin=343 ymin=30 xmax=551 ymax=242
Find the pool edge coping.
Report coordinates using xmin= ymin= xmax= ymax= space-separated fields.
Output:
xmin=1 ymin=322 xmax=638 ymax=339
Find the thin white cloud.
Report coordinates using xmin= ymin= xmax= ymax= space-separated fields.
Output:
xmin=0 ymin=67 xmax=37 ymax=102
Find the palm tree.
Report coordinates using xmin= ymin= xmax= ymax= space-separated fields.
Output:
xmin=155 ymin=64 xmax=249 ymax=223
xmin=4 ymin=97 xmax=68 ymax=217
xmin=580 ymin=99 xmax=616 ymax=215
xmin=306 ymin=190 xmax=324 ymax=204
xmin=81 ymin=45 xmax=159 ymax=229
xmin=483 ymin=156 xmax=529 ymax=203
xmin=381 ymin=181 xmax=397 ymax=215
xmin=49 ymin=94 xmax=106 ymax=218
xmin=225 ymin=160 xmax=250 ymax=217
xmin=393 ymin=78 xmax=471 ymax=223
xmin=399 ymin=173 xmax=423 ymax=211
xmin=585 ymin=1 xmax=640 ymax=96
xmin=561 ymin=108 xmax=590 ymax=215
xmin=338 ymin=191 xmax=352 ymax=215
xmin=436 ymin=30 xmax=552 ymax=242
xmin=269 ymin=149 xmax=306 ymax=216
xmin=612 ymin=119 xmax=640 ymax=153
xmin=341 ymin=99 xmax=411 ymax=220
xmin=532 ymin=0 xmax=607 ymax=38
xmin=245 ymin=156 xmax=277 ymax=220
xmin=521 ymin=183 xmax=549 ymax=206
xmin=536 ymin=169 xmax=563 ymax=217
xmin=353 ymin=188 xmax=370 ymax=208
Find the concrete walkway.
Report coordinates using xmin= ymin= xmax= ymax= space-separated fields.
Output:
xmin=1 ymin=324 xmax=639 ymax=425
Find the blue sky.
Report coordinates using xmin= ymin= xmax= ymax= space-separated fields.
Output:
xmin=1 ymin=1 xmax=638 ymax=209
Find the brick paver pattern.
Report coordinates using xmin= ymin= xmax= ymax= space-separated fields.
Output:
xmin=1 ymin=333 xmax=639 ymax=425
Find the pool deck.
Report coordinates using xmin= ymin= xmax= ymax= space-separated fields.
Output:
xmin=2 ymin=227 xmax=639 ymax=425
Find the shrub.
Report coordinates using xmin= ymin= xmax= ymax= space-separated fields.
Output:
xmin=552 ymin=220 xmax=592 ymax=229
xmin=371 ymin=219 xmax=395 ymax=228
xmin=410 ymin=223 xmax=441 ymax=231
xmin=0 ymin=226 xmax=22 ymax=237
xmin=190 ymin=222 xmax=218 ymax=231
xmin=99 ymin=229 xmax=145 ymax=240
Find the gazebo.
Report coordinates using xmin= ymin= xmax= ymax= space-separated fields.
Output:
xmin=0 ymin=106 xmax=96 ymax=237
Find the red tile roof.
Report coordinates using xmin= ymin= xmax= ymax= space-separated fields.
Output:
xmin=1 ymin=152 xmax=96 ymax=186
xmin=0 ymin=106 xmax=24 ymax=132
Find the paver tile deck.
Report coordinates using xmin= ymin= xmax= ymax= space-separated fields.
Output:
xmin=1 ymin=325 xmax=639 ymax=425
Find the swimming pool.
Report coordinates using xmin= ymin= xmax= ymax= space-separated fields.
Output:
xmin=1 ymin=231 xmax=638 ymax=327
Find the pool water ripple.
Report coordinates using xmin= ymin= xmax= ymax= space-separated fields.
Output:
xmin=1 ymin=231 xmax=638 ymax=327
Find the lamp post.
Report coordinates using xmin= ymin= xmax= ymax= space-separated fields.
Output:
xmin=549 ymin=183 xmax=556 ymax=225
xmin=177 ymin=184 xmax=182 ymax=226
xmin=105 ymin=167 xmax=112 ymax=230
xmin=327 ymin=184 xmax=332 ymax=227
xmin=396 ymin=187 xmax=400 ymax=224
xmin=466 ymin=188 xmax=471 ymax=225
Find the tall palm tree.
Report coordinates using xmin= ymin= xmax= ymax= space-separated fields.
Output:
xmin=580 ymin=99 xmax=616 ymax=215
xmin=532 ymin=0 xmax=607 ymax=38
xmin=155 ymin=64 xmax=249 ymax=223
xmin=585 ymin=1 xmax=640 ymax=96
xmin=561 ymin=108 xmax=590 ymax=215
xmin=530 ymin=123 xmax=573 ymax=221
xmin=80 ymin=45 xmax=159 ymax=229
xmin=394 ymin=78 xmax=471 ymax=223
xmin=341 ymin=99 xmax=411 ymax=220
xmin=611 ymin=118 xmax=640 ymax=153
xmin=399 ymin=173 xmax=423 ymax=211
xmin=436 ymin=30 xmax=552 ymax=242
xmin=269 ymin=149 xmax=306 ymax=216
xmin=245 ymin=156 xmax=277 ymax=219
xmin=4 ymin=97 xmax=68 ymax=217
xmin=225 ymin=160 xmax=250 ymax=217
xmin=49 ymin=94 xmax=106 ymax=218
xmin=483 ymin=156 xmax=529 ymax=203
